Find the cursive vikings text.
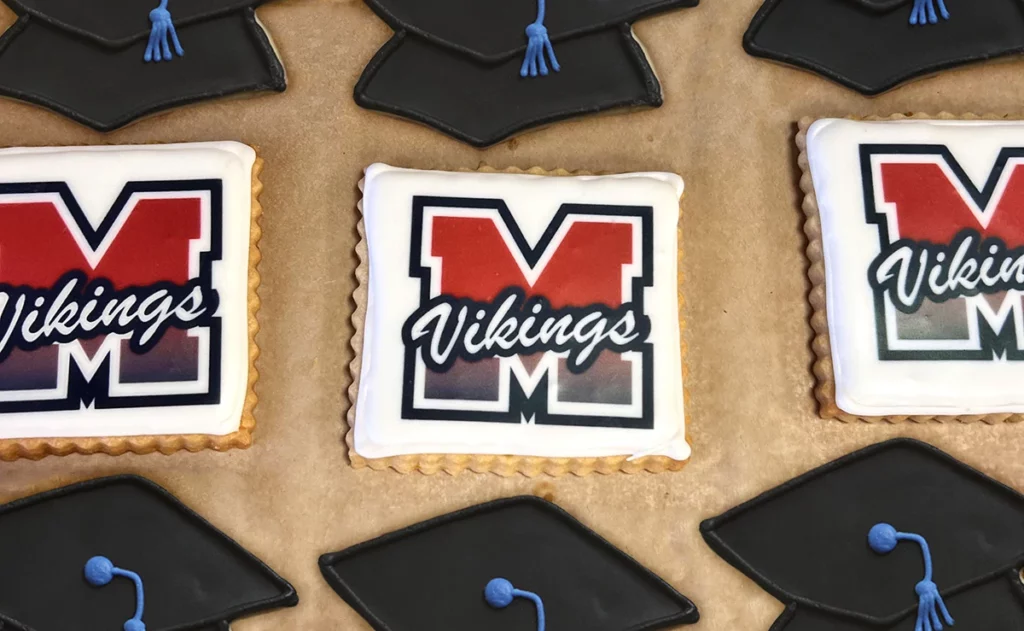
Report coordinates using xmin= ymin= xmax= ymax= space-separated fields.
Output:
xmin=402 ymin=287 xmax=649 ymax=374
xmin=0 ymin=271 xmax=218 ymax=361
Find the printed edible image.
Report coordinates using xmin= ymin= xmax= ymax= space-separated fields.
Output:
xmin=402 ymin=196 xmax=656 ymax=429
xmin=862 ymin=145 xmax=1024 ymax=360
xmin=0 ymin=180 xmax=224 ymax=412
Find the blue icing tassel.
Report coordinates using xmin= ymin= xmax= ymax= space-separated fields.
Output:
xmin=868 ymin=524 xmax=954 ymax=631
xmin=145 ymin=0 xmax=184 ymax=63
xmin=84 ymin=556 xmax=147 ymax=631
xmin=909 ymin=0 xmax=950 ymax=25
xmin=485 ymin=578 xmax=546 ymax=631
xmin=520 ymin=0 xmax=560 ymax=78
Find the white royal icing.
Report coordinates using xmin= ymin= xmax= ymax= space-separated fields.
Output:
xmin=0 ymin=142 xmax=254 ymax=438
xmin=808 ymin=119 xmax=1024 ymax=416
xmin=355 ymin=164 xmax=689 ymax=460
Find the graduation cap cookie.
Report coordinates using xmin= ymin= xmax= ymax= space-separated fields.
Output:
xmin=320 ymin=496 xmax=699 ymax=630
xmin=744 ymin=0 xmax=1024 ymax=95
xmin=0 ymin=0 xmax=286 ymax=131
xmin=701 ymin=438 xmax=1024 ymax=630
xmin=0 ymin=475 xmax=298 ymax=630
xmin=355 ymin=0 xmax=699 ymax=147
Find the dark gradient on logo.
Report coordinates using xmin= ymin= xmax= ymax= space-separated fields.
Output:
xmin=0 ymin=329 xmax=200 ymax=392
xmin=120 ymin=328 xmax=200 ymax=384
xmin=0 ymin=346 xmax=59 ymax=390
xmin=894 ymin=297 xmax=970 ymax=341
xmin=421 ymin=354 xmax=634 ymax=405
xmin=424 ymin=358 xmax=501 ymax=401
xmin=558 ymin=353 xmax=632 ymax=405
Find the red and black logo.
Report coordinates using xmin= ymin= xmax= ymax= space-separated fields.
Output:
xmin=0 ymin=180 xmax=223 ymax=412
xmin=401 ymin=196 xmax=655 ymax=428
xmin=862 ymin=145 xmax=1024 ymax=360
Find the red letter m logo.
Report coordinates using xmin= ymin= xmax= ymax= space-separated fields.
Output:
xmin=0 ymin=180 xmax=223 ymax=413
xmin=864 ymin=146 xmax=1024 ymax=360
xmin=401 ymin=197 xmax=655 ymax=429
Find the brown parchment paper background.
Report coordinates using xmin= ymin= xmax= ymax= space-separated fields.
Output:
xmin=2 ymin=1 xmax=1024 ymax=629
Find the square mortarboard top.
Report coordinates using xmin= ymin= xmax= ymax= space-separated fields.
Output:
xmin=355 ymin=0 xmax=699 ymax=147
xmin=0 ymin=0 xmax=286 ymax=131
xmin=744 ymin=0 xmax=1024 ymax=95
xmin=320 ymin=495 xmax=699 ymax=631
xmin=0 ymin=474 xmax=297 ymax=631
xmin=701 ymin=438 xmax=1024 ymax=631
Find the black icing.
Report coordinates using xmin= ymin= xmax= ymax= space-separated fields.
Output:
xmin=744 ymin=0 xmax=1024 ymax=95
xmin=320 ymin=496 xmax=699 ymax=631
xmin=355 ymin=0 xmax=699 ymax=147
xmin=362 ymin=0 xmax=698 ymax=62
xmin=0 ymin=7 xmax=285 ymax=131
xmin=0 ymin=475 xmax=298 ymax=630
xmin=701 ymin=438 xmax=1024 ymax=629
xmin=7 ymin=0 xmax=271 ymax=45
xmin=772 ymin=575 xmax=1024 ymax=629
xmin=356 ymin=27 xmax=663 ymax=147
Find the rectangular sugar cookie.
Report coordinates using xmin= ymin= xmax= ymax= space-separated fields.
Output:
xmin=0 ymin=142 xmax=262 ymax=459
xmin=349 ymin=165 xmax=689 ymax=475
xmin=800 ymin=116 xmax=1024 ymax=422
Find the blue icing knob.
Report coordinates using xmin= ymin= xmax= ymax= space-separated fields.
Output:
xmin=83 ymin=556 xmax=147 ymax=631
xmin=485 ymin=578 xmax=516 ymax=608
xmin=868 ymin=523 xmax=899 ymax=554
xmin=484 ymin=577 xmax=546 ymax=631
xmin=84 ymin=556 xmax=116 ymax=586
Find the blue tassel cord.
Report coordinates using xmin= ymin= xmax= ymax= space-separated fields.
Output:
xmin=521 ymin=0 xmax=560 ymax=77
xmin=485 ymin=578 xmax=546 ymax=631
xmin=910 ymin=0 xmax=950 ymax=25
xmin=84 ymin=556 xmax=147 ymax=631
xmin=145 ymin=0 xmax=184 ymax=63
xmin=868 ymin=524 xmax=955 ymax=631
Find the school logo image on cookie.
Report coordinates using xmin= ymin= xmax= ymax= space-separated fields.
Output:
xmin=0 ymin=180 xmax=223 ymax=411
xmin=401 ymin=197 xmax=654 ymax=428
xmin=862 ymin=146 xmax=1024 ymax=360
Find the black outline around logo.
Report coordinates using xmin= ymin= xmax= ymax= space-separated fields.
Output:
xmin=861 ymin=144 xmax=1024 ymax=361
xmin=0 ymin=180 xmax=223 ymax=413
xmin=402 ymin=196 xmax=655 ymax=429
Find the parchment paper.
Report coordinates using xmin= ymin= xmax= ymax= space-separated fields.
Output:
xmin=1 ymin=0 xmax=1023 ymax=629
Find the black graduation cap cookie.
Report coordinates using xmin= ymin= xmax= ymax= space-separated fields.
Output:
xmin=744 ymin=0 xmax=1024 ymax=95
xmin=320 ymin=496 xmax=699 ymax=630
xmin=0 ymin=0 xmax=287 ymax=131
xmin=701 ymin=438 xmax=1024 ymax=630
xmin=0 ymin=475 xmax=298 ymax=630
xmin=355 ymin=0 xmax=700 ymax=147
